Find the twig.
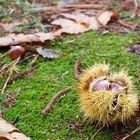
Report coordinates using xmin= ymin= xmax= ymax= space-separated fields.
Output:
xmin=0 ymin=52 xmax=8 ymax=59
xmin=41 ymin=86 xmax=73 ymax=115
xmin=120 ymin=126 xmax=140 ymax=140
xmin=66 ymin=4 xmax=103 ymax=9
xmin=29 ymin=54 xmax=39 ymax=67
xmin=30 ymin=6 xmax=71 ymax=12
xmin=31 ymin=4 xmax=103 ymax=12
xmin=74 ymin=57 xmax=81 ymax=81
xmin=131 ymin=0 xmax=138 ymax=18
xmin=0 ymin=59 xmax=18 ymax=75
xmin=1 ymin=57 xmax=20 ymax=94
xmin=7 ymin=66 xmax=35 ymax=84
xmin=117 ymin=19 xmax=134 ymax=29
xmin=90 ymin=126 xmax=104 ymax=140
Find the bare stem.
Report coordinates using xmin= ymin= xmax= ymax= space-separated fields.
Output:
xmin=41 ymin=86 xmax=73 ymax=115
xmin=1 ymin=57 xmax=20 ymax=94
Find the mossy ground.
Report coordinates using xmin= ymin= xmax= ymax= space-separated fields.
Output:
xmin=0 ymin=1 xmax=140 ymax=140
xmin=1 ymin=31 xmax=140 ymax=140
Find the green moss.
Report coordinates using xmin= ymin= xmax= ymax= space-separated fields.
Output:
xmin=1 ymin=31 xmax=139 ymax=140
xmin=0 ymin=1 xmax=140 ymax=139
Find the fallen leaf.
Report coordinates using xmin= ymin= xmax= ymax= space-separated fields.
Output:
xmin=52 ymin=18 xmax=88 ymax=34
xmin=52 ymin=11 xmax=114 ymax=35
xmin=0 ymin=118 xmax=31 ymax=140
xmin=88 ymin=17 xmax=99 ymax=30
xmin=36 ymin=32 xmax=55 ymax=42
xmin=36 ymin=47 xmax=60 ymax=58
xmin=0 ymin=32 xmax=55 ymax=47
xmin=97 ymin=11 xmax=114 ymax=26
xmin=0 ymin=11 xmax=115 ymax=47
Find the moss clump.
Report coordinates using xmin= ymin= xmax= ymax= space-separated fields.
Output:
xmin=0 ymin=31 xmax=139 ymax=140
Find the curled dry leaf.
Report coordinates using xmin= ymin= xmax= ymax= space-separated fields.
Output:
xmin=0 ymin=118 xmax=31 ymax=140
xmin=0 ymin=32 xmax=55 ymax=47
xmin=52 ymin=11 xmax=115 ymax=35
xmin=97 ymin=11 xmax=114 ymax=26
xmin=0 ymin=11 xmax=116 ymax=47
xmin=36 ymin=47 xmax=60 ymax=59
xmin=52 ymin=18 xmax=89 ymax=35
xmin=8 ymin=46 xmax=25 ymax=60
xmin=36 ymin=32 xmax=55 ymax=42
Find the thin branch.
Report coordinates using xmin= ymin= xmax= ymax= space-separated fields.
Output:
xmin=1 ymin=57 xmax=20 ymax=94
xmin=7 ymin=66 xmax=35 ymax=84
xmin=30 ymin=6 xmax=71 ymax=12
xmin=41 ymin=86 xmax=73 ymax=115
xmin=0 ymin=52 xmax=8 ymax=59
xmin=117 ymin=19 xmax=134 ymax=29
xmin=120 ymin=126 xmax=140 ymax=140
xmin=29 ymin=54 xmax=39 ymax=67
xmin=0 ymin=59 xmax=18 ymax=75
xmin=131 ymin=0 xmax=138 ymax=18
xmin=74 ymin=57 xmax=81 ymax=81
xmin=90 ymin=126 xmax=104 ymax=140
xmin=30 ymin=4 xmax=103 ymax=12
xmin=65 ymin=4 xmax=103 ymax=9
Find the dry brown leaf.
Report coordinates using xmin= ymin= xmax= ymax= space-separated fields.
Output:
xmin=0 ymin=119 xmax=18 ymax=133
xmin=88 ymin=17 xmax=99 ymax=30
xmin=36 ymin=47 xmax=60 ymax=58
xmin=0 ymin=32 xmax=55 ymax=47
xmin=52 ymin=18 xmax=88 ymax=34
xmin=52 ymin=11 xmax=114 ymax=35
xmin=36 ymin=32 xmax=55 ymax=42
xmin=0 ymin=11 xmax=115 ymax=46
xmin=97 ymin=11 xmax=114 ymax=26
xmin=52 ymin=13 xmax=99 ymax=35
xmin=0 ymin=118 xmax=31 ymax=140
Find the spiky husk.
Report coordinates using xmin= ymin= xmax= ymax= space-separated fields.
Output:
xmin=109 ymin=70 xmax=134 ymax=94
xmin=78 ymin=88 xmax=138 ymax=126
xmin=78 ymin=89 xmax=114 ymax=126
xmin=79 ymin=63 xmax=109 ymax=92
xmin=113 ymin=93 xmax=138 ymax=123
xmin=77 ymin=64 xmax=139 ymax=127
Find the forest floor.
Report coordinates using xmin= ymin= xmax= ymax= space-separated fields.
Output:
xmin=0 ymin=0 xmax=140 ymax=140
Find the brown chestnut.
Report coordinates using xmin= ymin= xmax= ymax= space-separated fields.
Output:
xmin=8 ymin=46 xmax=25 ymax=60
